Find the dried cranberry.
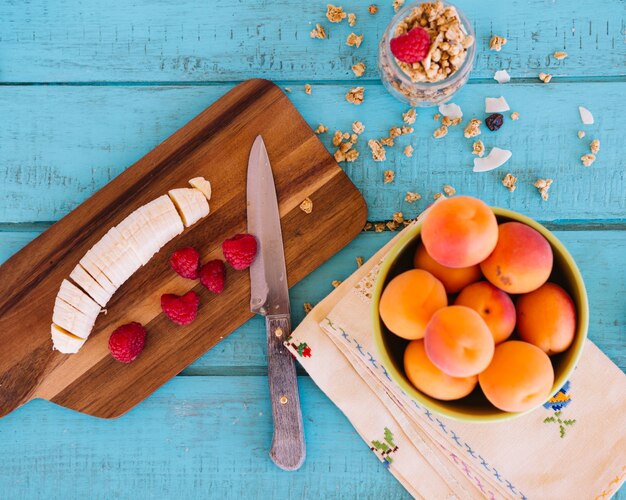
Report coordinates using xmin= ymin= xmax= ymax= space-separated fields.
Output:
xmin=485 ymin=113 xmax=504 ymax=131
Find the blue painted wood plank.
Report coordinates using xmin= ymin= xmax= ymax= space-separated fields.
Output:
xmin=0 ymin=82 xmax=624 ymax=223
xmin=0 ymin=0 xmax=623 ymax=82
xmin=2 ymin=230 xmax=624 ymax=372
xmin=0 ymin=376 xmax=411 ymax=499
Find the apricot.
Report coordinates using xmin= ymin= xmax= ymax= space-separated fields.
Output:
xmin=424 ymin=305 xmax=495 ymax=377
xmin=516 ymin=283 xmax=576 ymax=355
xmin=480 ymin=222 xmax=553 ymax=294
xmin=479 ymin=341 xmax=554 ymax=412
xmin=421 ymin=196 xmax=498 ymax=268
xmin=404 ymin=340 xmax=478 ymax=401
xmin=413 ymin=243 xmax=482 ymax=293
xmin=454 ymin=281 xmax=516 ymax=344
xmin=379 ymin=269 xmax=447 ymax=340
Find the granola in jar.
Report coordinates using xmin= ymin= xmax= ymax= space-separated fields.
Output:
xmin=378 ymin=1 xmax=475 ymax=106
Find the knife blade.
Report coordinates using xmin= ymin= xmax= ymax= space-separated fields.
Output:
xmin=247 ymin=135 xmax=305 ymax=471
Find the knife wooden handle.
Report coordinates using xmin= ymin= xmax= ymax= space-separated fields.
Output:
xmin=265 ymin=314 xmax=306 ymax=471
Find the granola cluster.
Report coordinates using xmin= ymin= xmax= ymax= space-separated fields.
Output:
xmin=391 ymin=1 xmax=474 ymax=83
xmin=463 ymin=118 xmax=482 ymax=138
xmin=534 ymin=178 xmax=553 ymax=201
xmin=299 ymin=197 xmax=313 ymax=214
xmin=346 ymin=32 xmax=363 ymax=48
xmin=502 ymin=173 xmax=517 ymax=192
xmin=489 ymin=35 xmax=507 ymax=51
xmin=352 ymin=62 xmax=366 ymax=77
xmin=345 ymin=86 xmax=364 ymax=105
xmin=332 ymin=128 xmax=360 ymax=163
xmin=326 ymin=4 xmax=347 ymax=23
xmin=581 ymin=139 xmax=600 ymax=167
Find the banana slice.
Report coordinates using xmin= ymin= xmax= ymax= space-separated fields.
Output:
xmin=188 ymin=177 xmax=212 ymax=201
xmin=168 ymin=188 xmax=210 ymax=227
xmin=140 ymin=195 xmax=184 ymax=245
xmin=91 ymin=228 xmax=143 ymax=284
xmin=116 ymin=209 xmax=161 ymax=265
xmin=51 ymin=324 xmax=86 ymax=354
xmin=84 ymin=248 xmax=125 ymax=288
xmin=79 ymin=253 xmax=117 ymax=296
xmin=69 ymin=264 xmax=113 ymax=307
xmin=58 ymin=279 xmax=102 ymax=318
xmin=52 ymin=296 xmax=98 ymax=339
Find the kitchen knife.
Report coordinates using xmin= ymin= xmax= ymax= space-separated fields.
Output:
xmin=247 ymin=135 xmax=306 ymax=471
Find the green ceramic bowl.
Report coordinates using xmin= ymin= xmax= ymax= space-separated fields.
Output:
xmin=372 ymin=207 xmax=589 ymax=423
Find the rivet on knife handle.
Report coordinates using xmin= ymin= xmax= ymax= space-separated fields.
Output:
xmin=266 ymin=314 xmax=306 ymax=471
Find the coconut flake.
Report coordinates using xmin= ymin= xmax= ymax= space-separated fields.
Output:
xmin=485 ymin=96 xmax=510 ymax=113
xmin=473 ymin=147 xmax=512 ymax=172
xmin=493 ymin=70 xmax=511 ymax=84
xmin=579 ymin=106 xmax=594 ymax=125
xmin=438 ymin=103 xmax=463 ymax=119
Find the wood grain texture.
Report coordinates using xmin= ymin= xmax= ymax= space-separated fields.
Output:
xmin=0 ymin=376 xmax=411 ymax=499
xmin=0 ymin=79 xmax=367 ymax=419
xmin=0 ymin=0 xmax=624 ymax=82
xmin=0 ymin=82 xmax=624 ymax=223
xmin=3 ymin=230 xmax=624 ymax=372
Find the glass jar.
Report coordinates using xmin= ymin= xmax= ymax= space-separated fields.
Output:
xmin=378 ymin=1 xmax=476 ymax=107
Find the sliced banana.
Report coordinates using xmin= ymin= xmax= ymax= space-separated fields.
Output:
xmin=52 ymin=296 xmax=98 ymax=340
xmin=69 ymin=264 xmax=113 ymax=307
xmin=188 ymin=177 xmax=212 ymax=201
xmin=116 ymin=209 xmax=161 ymax=265
xmin=51 ymin=324 xmax=86 ymax=354
xmin=91 ymin=228 xmax=143 ymax=285
xmin=168 ymin=188 xmax=210 ymax=227
xmin=79 ymin=253 xmax=117 ymax=296
xmin=58 ymin=279 xmax=102 ymax=318
xmin=140 ymin=195 xmax=184 ymax=244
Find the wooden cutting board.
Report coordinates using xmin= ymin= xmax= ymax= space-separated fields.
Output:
xmin=0 ymin=79 xmax=367 ymax=419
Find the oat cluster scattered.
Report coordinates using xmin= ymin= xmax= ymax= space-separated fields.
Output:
xmin=553 ymin=51 xmax=568 ymax=60
xmin=443 ymin=184 xmax=456 ymax=196
xmin=472 ymin=140 xmax=485 ymax=157
xmin=534 ymin=178 xmax=553 ymax=201
xmin=489 ymin=35 xmax=507 ymax=52
xmin=326 ymin=4 xmax=347 ymax=23
xmin=577 ymin=130 xmax=585 ymax=139
xmin=369 ymin=139 xmax=387 ymax=161
xmin=402 ymin=108 xmax=417 ymax=124
xmin=346 ymin=32 xmax=364 ymax=48
xmin=303 ymin=303 xmax=313 ymax=314
xmin=405 ymin=191 xmax=421 ymax=203
xmin=352 ymin=62 xmax=366 ymax=77
xmin=356 ymin=256 xmax=364 ymax=267
xmin=581 ymin=154 xmax=596 ymax=167
xmin=502 ymin=173 xmax=517 ymax=192
xmin=539 ymin=72 xmax=553 ymax=84
xmin=510 ymin=112 xmax=520 ymax=121
xmin=304 ymin=83 xmax=312 ymax=95
xmin=345 ymin=86 xmax=364 ymax=105
xmin=391 ymin=2 xmax=475 ymax=83
xmin=299 ymin=197 xmax=313 ymax=214
xmin=393 ymin=0 xmax=405 ymax=12
xmin=368 ymin=4 xmax=378 ymax=14
xmin=332 ymin=129 xmax=360 ymax=163
xmin=352 ymin=121 xmax=365 ymax=135
xmin=433 ymin=125 xmax=448 ymax=139
xmin=348 ymin=13 xmax=356 ymax=27
xmin=310 ymin=23 xmax=327 ymax=39
xmin=404 ymin=145 xmax=414 ymax=157
xmin=383 ymin=169 xmax=395 ymax=183
xmin=590 ymin=139 xmax=600 ymax=154
xmin=314 ymin=123 xmax=328 ymax=134
xmin=464 ymin=118 xmax=482 ymax=138
xmin=433 ymin=192 xmax=443 ymax=200
xmin=332 ymin=280 xmax=342 ymax=288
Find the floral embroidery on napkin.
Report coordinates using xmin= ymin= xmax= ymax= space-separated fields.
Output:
xmin=543 ymin=381 xmax=576 ymax=437
xmin=370 ymin=427 xmax=399 ymax=467
xmin=285 ymin=337 xmax=311 ymax=357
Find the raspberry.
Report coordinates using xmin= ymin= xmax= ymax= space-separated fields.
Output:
xmin=170 ymin=247 xmax=200 ymax=279
xmin=200 ymin=259 xmax=226 ymax=294
xmin=161 ymin=291 xmax=199 ymax=325
xmin=222 ymin=234 xmax=258 ymax=270
xmin=108 ymin=322 xmax=146 ymax=363
xmin=390 ymin=27 xmax=431 ymax=63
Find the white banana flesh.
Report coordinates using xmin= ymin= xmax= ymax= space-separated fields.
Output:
xmin=51 ymin=324 xmax=86 ymax=354
xmin=52 ymin=177 xmax=211 ymax=354
xmin=52 ymin=296 xmax=98 ymax=340
xmin=168 ymin=188 xmax=210 ymax=227
xmin=188 ymin=177 xmax=212 ymax=201
xmin=69 ymin=264 xmax=113 ymax=307
xmin=57 ymin=279 xmax=102 ymax=318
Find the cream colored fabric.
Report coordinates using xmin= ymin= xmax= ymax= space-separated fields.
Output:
xmin=285 ymin=221 xmax=626 ymax=499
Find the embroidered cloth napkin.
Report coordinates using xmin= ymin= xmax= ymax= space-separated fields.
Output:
xmin=285 ymin=220 xmax=626 ymax=500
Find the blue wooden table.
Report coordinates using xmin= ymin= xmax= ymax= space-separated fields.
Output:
xmin=0 ymin=0 xmax=624 ymax=497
